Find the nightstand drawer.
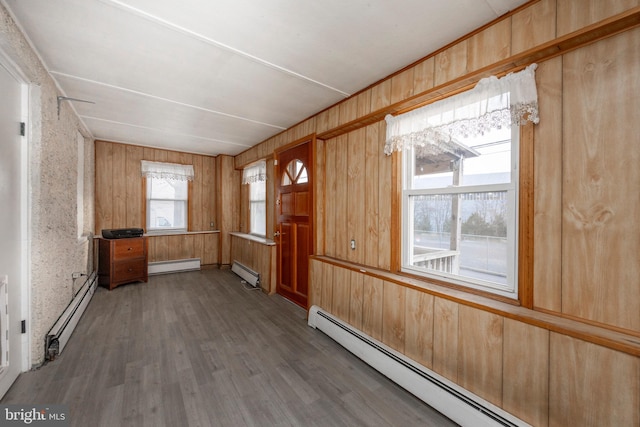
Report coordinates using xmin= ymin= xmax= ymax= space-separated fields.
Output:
xmin=113 ymin=238 xmax=145 ymax=260
xmin=113 ymin=259 xmax=146 ymax=282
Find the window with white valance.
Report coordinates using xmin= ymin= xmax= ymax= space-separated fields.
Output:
xmin=389 ymin=64 xmax=540 ymax=299
xmin=141 ymin=161 xmax=194 ymax=232
xmin=384 ymin=63 xmax=539 ymax=155
xmin=243 ymin=160 xmax=267 ymax=236
xmin=242 ymin=160 xmax=267 ymax=184
xmin=141 ymin=160 xmax=194 ymax=181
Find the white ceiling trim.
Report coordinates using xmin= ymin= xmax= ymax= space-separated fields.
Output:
xmin=49 ymin=70 xmax=287 ymax=131
xmin=83 ymin=115 xmax=253 ymax=148
xmin=100 ymin=0 xmax=352 ymax=98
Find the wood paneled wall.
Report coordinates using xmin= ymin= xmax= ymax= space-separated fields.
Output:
xmin=230 ymin=234 xmax=276 ymax=294
xmin=235 ymin=0 xmax=640 ymax=425
xmin=94 ymin=140 xmax=219 ymax=264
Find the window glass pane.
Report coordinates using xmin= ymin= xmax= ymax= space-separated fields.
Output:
xmin=412 ymin=126 xmax=512 ymax=189
xmin=149 ymin=178 xmax=188 ymax=199
xmin=249 ymin=181 xmax=266 ymax=236
xmin=148 ymin=200 xmax=186 ymax=229
xmin=409 ymin=191 xmax=510 ymax=286
xmin=282 ymin=159 xmax=308 ymax=185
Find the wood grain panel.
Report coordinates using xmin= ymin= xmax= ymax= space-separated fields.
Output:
xmin=432 ymin=297 xmax=459 ymax=382
xmin=467 ymin=18 xmax=512 ymax=73
xmin=377 ymin=122 xmax=392 ymax=270
xmin=533 ymin=57 xmax=563 ymax=312
xmin=364 ymin=123 xmax=380 ymax=267
xmin=370 ymin=79 xmax=391 ymax=111
xmin=356 ymin=90 xmax=372 ymax=118
xmin=320 ymin=262 xmax=334 ymax=313
xmin=202 ymin=233 xmax=218 ymax=265
xmin=324 ymin=138 xmax=337 ymax=257
xmin=112 ymin=143 xmax=127 ymax=228
xmin=150 ymin=235 xmax=169 ymax=262
xmin=503 ymin=319 xmax=549 ymax=427
xmin=309 ymin=258 xmax=323 ymax=308
xmin=95 ymin=141 xmax=113 ymax=233
xmin=557 ymin=0 xmax=639 ymax=36
xmin=362 ymin=276 xmax=383 ymax=341
xmin=202 ymin=156 xmax=216 ymax=231
xmin=404 ymin=288 xmax=434 ymax=369
xmin=457 ymin=305 xmax=503 ymax=406
xmin=348 ymin=270 xmax=364 ymax=331
xmin=316 ymin=106 xmax=340 ymax=135
xmin=562 ymin=29 xmax=640 ymax=331
xmin=413 ymin=57 xmax=435 ymax=94
xmin=190 ymin=155 xmax=203 ymax=231
xmin=549 ymin=333 xmax=640 ymax=427
xmin=390 ymin=67 xmax=415 ymax=104
xmin=314 ymin=141 xmax=324 ymax=254
xmin=125 ymin=145 xmax=144 ymax=228
xmin=339 ymin=96 xmax=358 ymax=125
xmin=335 ymin=135 xmax=349 ymax=260
xmin=347 ymin=129 xmax=366 ymax=265
xmin=382 ymin=281 xmax=405 ymax=353
xmin=434 ymin=39 xmax=468 ymax=87
xmin=511 ymin=0 xmax=557 ymax=54
xmin=332 ymin=266 xmax=350 ymax=322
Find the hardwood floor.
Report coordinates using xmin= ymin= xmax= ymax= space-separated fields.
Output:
xmin=2 ymin=269 xmax=457 ymax=427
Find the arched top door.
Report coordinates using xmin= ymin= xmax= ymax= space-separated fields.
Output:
xmin=281 ymin=159 xmax=308 ymax=186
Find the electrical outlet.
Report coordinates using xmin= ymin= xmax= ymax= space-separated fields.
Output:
xmin=72 ymin=272 xmax=82 ymax=279
xmin=350 ymin=239 xmax=356 ymax=250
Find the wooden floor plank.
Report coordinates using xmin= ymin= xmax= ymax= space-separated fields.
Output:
xmin=2 ymin=269 xmax=456 ymax=426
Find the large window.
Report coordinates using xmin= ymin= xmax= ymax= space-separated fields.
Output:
xmin=243 ymin=160 xmax=267 ymax=237
xmin=141 ymin=161 xmax=194 ymax=233
xmin=386 ymin=64 xmax=539 ymax=299
xmin=402 ymin=126 xmax=518 ymax=297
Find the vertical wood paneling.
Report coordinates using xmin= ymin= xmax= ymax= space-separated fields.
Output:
xmin=434 ymin=40 xmax=468 ymax=87
xmin=413 ymin=57 xmax=435 ymax=94
xmin=457 ymin=305 xmax=504 ymax=407
xmin=202 ymin=233 xmax=218 ymax=265
xmin=382 ymin=281 xmax=405 ymax=352
xmin=320 ymin=262 xmax=334 ymax=313
xmin=347 ymin=129 xmax=366 ymax=265
xmin=316 ymin=105 xmax=340 ymax=134
xmin=549 ymin=333 xmax=640 ymax=427
xmin=370 ymin=79 xmax=391 ymax=111
xmin=557 ymin=0 xmax=639 ymax=36
xmin=309 ymin=258 xmax=323 ymax=308
xmin=202 ymin=156 xmax=216 ymax=230
xmin=511 ymin=0 xmax=557 ymax=54
xmin=111 ymin=143 xmax=127 ymax=227
xmin=362 ymin=276 xmax=383 ymax=341
xmin=404 ymin=288 xmax=434 ymax=369
xmin=562 ymin=29 xmax=640 ymax=331
xmin=190 ymin=155 xmax=203 ymax=231
xmin=125 ymin=145 xmax=143 ymax=228
xmin=503 ymin=319 xmax=550 ymax=427
xmin=339 ymin=96 xmax=358 ymax=125
xmin=324 ymin=138 xmax=337 ymax=257
xmin=95 ymin=141 xmax=113 ymax=232
xmin=348 ymin=270 xmax=364 ymax=330
xmin=390 ymin=67 xmax=415 ymax=104
xmin=356 ymin=90 xmax=372 ymax=118
xmin=332 ymin=267 xmax=350 ymax=321
xmin=314 ymin=141 xmax=324 ymax=254
xmin=377 ymin=122 xmax=392 ymax=271
xmin=467 ymin=18 xmax=512 ymax=72
xmin=432 ymin=297 xmax=459 ymax=382
xmin=364 ymin=124 xmax=380 ymax=267
xmin=335 ymin=135 xmax=349 ymax=260
xmin=533 ymin=57 xmax=563 ymax=312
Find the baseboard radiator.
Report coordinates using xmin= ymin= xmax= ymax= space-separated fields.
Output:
xmin=308 ymin=306 xmax=530 ymax=427
xmin=46 ymin=271 xmax=98 ymax=361
xmin=148 ymin=258 xmax=201 ymax=275
xmin=231 ymin=260 xmax=260 ymax=287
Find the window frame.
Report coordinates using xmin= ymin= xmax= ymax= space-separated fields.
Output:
xmin=400 ymin=127 xmax=521 ymax=300
xmin=145 ymin=176 xmax=189 ymax=234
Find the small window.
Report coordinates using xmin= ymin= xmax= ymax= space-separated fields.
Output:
xmin=282 ymin=159 xmax=307 ymax=185
xmin=249 ymin=180 xmax=266 ymax=236
xmin=146 ymin=177 xmax=188 ymax=232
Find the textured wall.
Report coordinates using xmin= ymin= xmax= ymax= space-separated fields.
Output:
xmin=0 ymin=4 xmax=95 ymax=366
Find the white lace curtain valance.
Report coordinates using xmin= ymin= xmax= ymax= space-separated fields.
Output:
xmin=384 ymin=63 xmax=539 ymax=155
xmin=242 ymin=160 xmax=267 ymax=184
xmin=141 ymin=160 xmax=194 ymax=181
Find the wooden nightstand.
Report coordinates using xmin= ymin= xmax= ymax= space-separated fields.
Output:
xmin=98 ymin=237 xmax=148 ymax=290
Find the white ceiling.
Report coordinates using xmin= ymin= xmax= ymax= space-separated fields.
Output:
xmin=4 ymin=0 xmax=529 ymax=156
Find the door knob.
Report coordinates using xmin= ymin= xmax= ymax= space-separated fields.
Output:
xmin=274 ymin=231 xmax=281 ymax=237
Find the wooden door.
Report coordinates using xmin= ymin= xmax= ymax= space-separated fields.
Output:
xmin=275 ymin=140 xmax=313 ymax=308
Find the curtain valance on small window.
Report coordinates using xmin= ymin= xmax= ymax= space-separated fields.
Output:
xmin=384 ymin=63 xmax=539 ymax=156
xmin=141 ymin=160 xmax=194 ymax=181
xmin=242 ymin=160 xmax=267 ymax=184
